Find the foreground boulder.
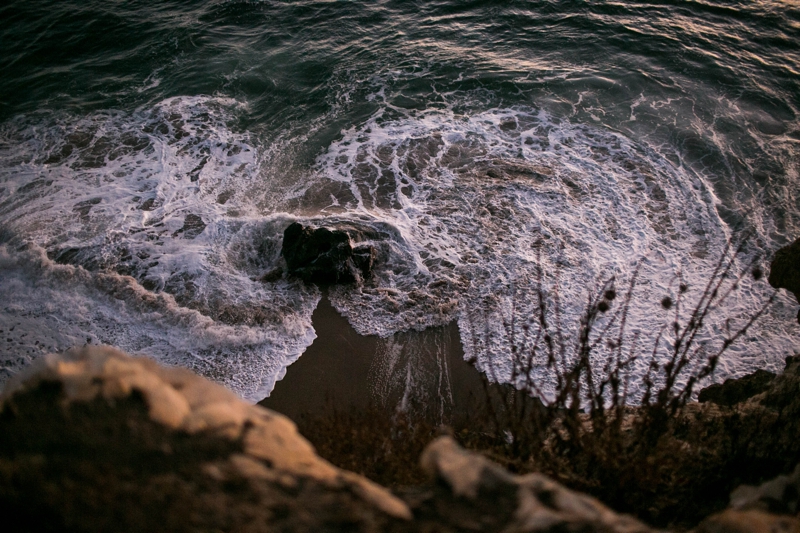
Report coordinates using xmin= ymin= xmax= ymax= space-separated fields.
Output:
xmin=281 ymin=222 xmax=376 ymax=284
xmin=730 ymin=463 xmax=800 ymax=515
xmin=8 ymin=346 xmax=800 ymax=533
xmin=410 ymin=436 xmax=654 ymax=533
xmin=769 ymin=237 xmax=800 ymax=322
xmin=0 ymin=346 xmax=410 ymax=532
xmin=0 ymin=346 xmax=666 ymax=533
xmin=696 ymin=509 xmax=800 ymax=533
xmin=696 ymin=464 xmax=800 ymax=533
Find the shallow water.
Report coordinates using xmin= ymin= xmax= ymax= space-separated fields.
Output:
xmin=1 ymin=0 xmax=798 ymax=401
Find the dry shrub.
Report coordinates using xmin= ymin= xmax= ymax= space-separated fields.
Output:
xmin=459 ymin=234 xmax=787 ymax=528
xmin=297 ymin=235 xmax=796 ymax=529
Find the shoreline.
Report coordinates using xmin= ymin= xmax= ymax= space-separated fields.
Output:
xmin=259 ymin=294 xmax=487 ymax=425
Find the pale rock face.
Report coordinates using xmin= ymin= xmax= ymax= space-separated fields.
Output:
xmin=420 ymin=436 xmax=655 ymax=533
xmin=696 ymin=510 xmax=800 ymax=533
xmin=730 ymin=463 xmax=800 ymax=515
xmin=0 ymin=345 xmax=412 ymax=522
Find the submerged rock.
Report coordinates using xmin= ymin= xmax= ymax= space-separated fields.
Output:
xmin=769 ymin=237 xmax=800 ymax=322
xmin=281 ymin=222 xmax=376 ymax=284
xmin=0 ymin=346 xmax=410 ymax=532
xmin=172 ymin=213 xmax=206 ymax=239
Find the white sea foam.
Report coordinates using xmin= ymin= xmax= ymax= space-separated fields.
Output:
xmin=308 ymin=105 xmax=799 ymax=399
xmin=0 ymin=97 xmax=320 ymax=401
xmin=0 ymin=93 xmax=797 ymax=402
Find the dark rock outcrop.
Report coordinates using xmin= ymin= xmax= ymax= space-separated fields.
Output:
xmin=0 ymin=346 xmax=410 ymax=532
xmin=281 ymin=222 xmax=376 ymax=284
xmin=698 ymin=369 xmax=776 ymax=407
xmin=769 ymin=237 xmax=800 ymax=323
xmin=659 ymin=354 xmax=800 ymax=526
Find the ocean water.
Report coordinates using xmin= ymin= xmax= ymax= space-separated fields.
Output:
xmin=1 ymin=0 xmax=798 ymax=402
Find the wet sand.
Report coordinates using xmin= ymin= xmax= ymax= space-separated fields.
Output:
xmin=259 ymin=295 xmax=488 ymax=424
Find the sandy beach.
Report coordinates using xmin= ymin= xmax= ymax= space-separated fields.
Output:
xmin=260 ymin=294 xmax=487 ymax=425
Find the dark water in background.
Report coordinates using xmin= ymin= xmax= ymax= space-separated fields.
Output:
xmin=1 ymin=0 xmax=798 ymax=402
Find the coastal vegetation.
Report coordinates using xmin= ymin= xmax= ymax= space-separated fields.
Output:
xmin=297 ymin=236 xmax=800 ymax=529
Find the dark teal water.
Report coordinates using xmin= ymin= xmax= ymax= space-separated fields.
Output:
xmin=1 ymin=0 xmax=798 ymax=401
